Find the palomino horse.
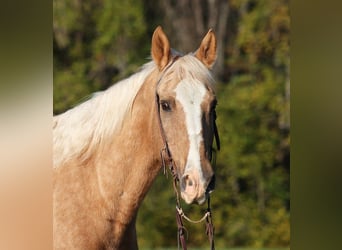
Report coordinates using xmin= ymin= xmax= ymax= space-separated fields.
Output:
xmin=53 ymin=26 xmax=218 ymax=249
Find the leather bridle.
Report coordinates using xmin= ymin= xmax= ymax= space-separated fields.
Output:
xmin=154 ymin=56 xmax=220 ymax=250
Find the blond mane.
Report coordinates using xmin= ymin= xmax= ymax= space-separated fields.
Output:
xmin=53 ymin=54 xmax=214 ymax=168
xmin=53 ymin=62 xmax=156 ymax=167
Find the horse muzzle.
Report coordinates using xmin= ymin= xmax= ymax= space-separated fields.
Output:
xmin=180 ymin=172 xmax=215 ymax=205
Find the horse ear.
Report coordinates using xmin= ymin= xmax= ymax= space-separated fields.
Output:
xmin=151 ymin=26 xmax=171 ymax=71
xmin=195 ymin=29 xmax=217 ymax=69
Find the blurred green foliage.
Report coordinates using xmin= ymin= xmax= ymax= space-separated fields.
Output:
xmin=54 ymin=0 xmax=289 ymax=248
xmin=53 ymin=0 xmax=148 ymax=113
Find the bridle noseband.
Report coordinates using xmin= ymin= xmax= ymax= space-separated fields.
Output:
xmin=154 ymin=56 xmax=220 ymax=250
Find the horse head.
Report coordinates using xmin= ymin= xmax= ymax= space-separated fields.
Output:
xmin=151 ymin=26 xmax=218 ymax=205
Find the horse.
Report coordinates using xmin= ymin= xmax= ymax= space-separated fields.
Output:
xmin=53 ymin=26 xmax=218 ymax=250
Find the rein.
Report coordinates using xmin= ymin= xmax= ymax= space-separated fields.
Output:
xmin=155 ymin=57 xmax=219 ymax=250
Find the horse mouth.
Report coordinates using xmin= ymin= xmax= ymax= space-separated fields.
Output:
xmin=180 ymin=190 xmax=207 ymax=205
xmin=196 ymin=194 xmax=207 ymax=205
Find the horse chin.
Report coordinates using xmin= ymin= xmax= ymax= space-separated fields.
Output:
xmin=181 ymin=192 xmax=194 ymax=204
xmin=196 ymin=195 xmax=206 ymax=205
xmin=181 ymin=192 xmax=207 ymax=205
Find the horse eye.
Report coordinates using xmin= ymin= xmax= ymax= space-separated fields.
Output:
xmin=161 ymin=101 xmax=172 ymax=112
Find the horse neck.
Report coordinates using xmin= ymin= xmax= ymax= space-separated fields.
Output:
xmin=95 ymin=68 xmax=164 ymax=219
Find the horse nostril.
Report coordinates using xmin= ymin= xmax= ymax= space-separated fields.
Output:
xmin=181 ymin=174 xmax=195 ymax=190
xmin=206 ymin=174 xmax=216 ymax=193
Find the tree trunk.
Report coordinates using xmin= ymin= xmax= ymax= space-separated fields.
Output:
xmin=159 ymin=0 xmax=229 ymax=78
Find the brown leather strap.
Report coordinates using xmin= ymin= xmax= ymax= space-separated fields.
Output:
xmin=206 ymin=196 xmax=215 ymax=250
xmin=155 ymin=57 xmax=179 ymax=176
xmin=206 ymin=212 xmax=215 ymax=250
xmin=213 ymin=109 xmax=220 ymax=151
xmin=176 ymin=209 xmax=187 ymax=250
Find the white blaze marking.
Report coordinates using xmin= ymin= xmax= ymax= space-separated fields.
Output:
xmin=175 ymin=79 xmax=206 ymax=181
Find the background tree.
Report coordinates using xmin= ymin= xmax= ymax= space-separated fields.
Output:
xmin=152 ymin=0 xmax=230 ymax=79
xmin=54 ymin=0 xmax=290 ymax=248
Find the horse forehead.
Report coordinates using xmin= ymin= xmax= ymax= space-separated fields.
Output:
xmin=174 ymin=79 xmax=209 ymax=106
xmin=174 ymin=79 xmax=208 ymax=137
